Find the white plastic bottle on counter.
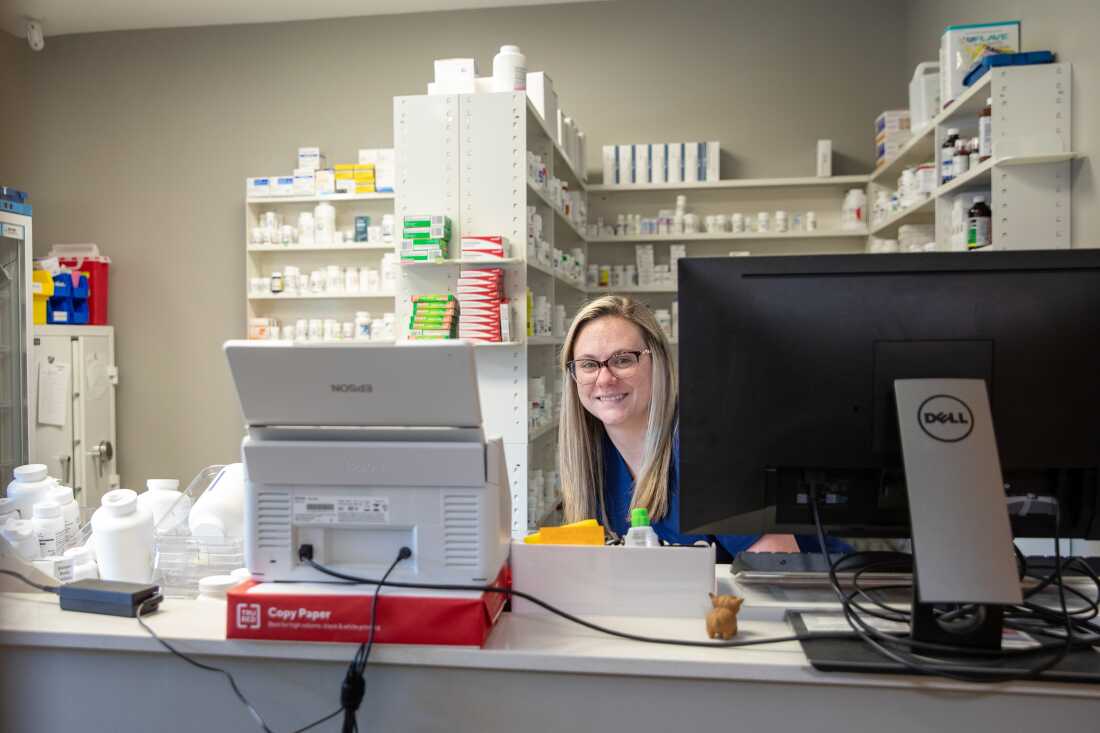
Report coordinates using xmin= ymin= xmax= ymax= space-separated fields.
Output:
xmin=492 ymin=45 xmax=527 ymax=92
xmin=624 ymin=508 xmax=661 ymax=547
xmin=189 ymin=463 xmax=246 ymax=540
xmin=48 ymin=485 xmax=81 ymax=552
xmin=138 ymin=478 xmax=191 ymax=533
xmin=63 ymin=545 xmax=99 ymax=581
xmin=196 ymin=574 xmax=239 ymax=604
xmin=32 ymin=501 xmax=66 ymax=558
xmin=91 ymin=489 xmax=155 ymax=583
xmin=1 ymin=519 xmax=41 ymax=561
xmin=7 ymin=464 xmax=56 ymax=521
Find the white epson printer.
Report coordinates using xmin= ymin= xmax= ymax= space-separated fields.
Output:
xmin=224 ymin=341 xmax=511 ymax=586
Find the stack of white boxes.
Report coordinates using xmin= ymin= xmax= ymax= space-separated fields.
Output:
xmin=603 ymin=142 xmax=720 ymax=186
xmin=669 ymin=244 xmax=686 ymax=283
xmin=875 ymin=111 xmax=911 ymax=168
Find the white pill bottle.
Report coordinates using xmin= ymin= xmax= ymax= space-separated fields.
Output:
xmin=91 ymin=489 xmax=155 ymax=583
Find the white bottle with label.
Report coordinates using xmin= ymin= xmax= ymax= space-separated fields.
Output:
xmin=492 ymin=45 xmax=527 ymax=92
xmin=32 ymin=501 xmax=66 ymax=558
xmin=1 ymin=519 xmax=41 ymax=561
xmin=91 ymin=489 xmax=155 ymax=583
xmin=624 ymin=508 xmax=661 ymax=547
xmin=48 ymin=485 xmax=81 ymax=552
xmin=6 ymin=464 xmax=56 ymax=522
xmin=189 ymin=463 xmax=246 ymax=540
xmin=137 ymin=479 xmax=191 ymax=534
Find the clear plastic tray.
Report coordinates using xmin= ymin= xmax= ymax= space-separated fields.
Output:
xmin=152 ymin=465 xmax=245 ymax=598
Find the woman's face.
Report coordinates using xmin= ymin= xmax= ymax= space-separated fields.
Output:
xmin=571 ymin=315 xmax=653 ymax=430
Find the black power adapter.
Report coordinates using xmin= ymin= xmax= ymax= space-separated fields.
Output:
xmin=59 ymin=579 xmax=163 ymax=617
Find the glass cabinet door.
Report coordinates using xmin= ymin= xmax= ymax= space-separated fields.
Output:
xmin=0 ymin=223 xmax=28 ymax=480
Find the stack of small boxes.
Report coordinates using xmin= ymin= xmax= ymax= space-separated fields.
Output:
xmin=408 ymin=294 xmax=458 ymax=340
xmin=401 ymin=216 xmax=451 ymax=263
xmin=457 ymin=269 xmax=507 ymax=343
xmin=636 ymin=244 xmax=655 ymax=286
xmin=461 ymin=235 xmax=508 ymax=260
xmin=875 ymin=110 xmax=911 ymax=168
xmin=334 ymin=163 xmax=376 ymax=195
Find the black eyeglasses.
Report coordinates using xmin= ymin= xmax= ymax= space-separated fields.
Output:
xmin=566 ymin=350 xmax=650 ymax=385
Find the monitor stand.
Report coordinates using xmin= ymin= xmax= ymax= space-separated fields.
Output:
xmin=893 ymin=378 xmax=1023 ymax=651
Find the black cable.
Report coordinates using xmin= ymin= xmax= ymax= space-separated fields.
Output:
xmin=135 ymin=599 xmax=276 ymax=733
xmin=340 ymin=548 xmax=409 ymax=733
xmin=291 ymin=709 xmax=344 ymax=733
xmin=303 ymin=556 xmax=857 ymax=649
xmin=809 ymin=485 xmax=1078 ymax=682
xmin=0 ymin=568 xmax=60 ymax=594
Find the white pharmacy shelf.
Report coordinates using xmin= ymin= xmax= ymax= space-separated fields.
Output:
xmin=246 ymin=192 xmax=395 ymax=204
xmin=248 ymin=292 xmax=396 ymax=301
xmin=587 ymin=284 xmax=679 ymax=294
xmin=589 ymin=174 xmax=871 ymax=193
xmin=399 ymin=258 xmax=524 ymax=267
xmin=526 ymin=258 xmax=587 ymax=292
xmin=935 ymin=153 xmax=1081 ymax=198
xmin=529 ymin=418 xmax=560 ymax=443
xmin=869 ymin=197 xmax=936 ymax=236
xmin=247 ymin=243 xmax=395 ymax=253
xmin=870 ymin=73 xmax=993 ymax=185
xmin=588 ymin=228 xmax=868 ymax=243
xmin=472 ymin=340 xmax=524 ymax=348
xmin=527 ymin=181 xmax=588 ymax=242
xmin=528 ymin=336 xmax=564 ymax=346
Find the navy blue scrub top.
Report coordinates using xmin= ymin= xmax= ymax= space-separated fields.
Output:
xmin=601 ymin=429 xmax=849 ymax=558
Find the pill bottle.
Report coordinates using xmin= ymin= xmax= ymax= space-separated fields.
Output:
xmin=7 ymin=464 xmax=56 ymax=521
xmin=91 ymin=489 xmax=155 ymax=583
xmin=32 ymin=501 xmax=66 ymax=559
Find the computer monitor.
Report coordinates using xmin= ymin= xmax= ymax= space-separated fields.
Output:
xmin=678 ymin=250 xmax=1100 ymax=540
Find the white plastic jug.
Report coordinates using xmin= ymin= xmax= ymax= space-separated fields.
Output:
xmin=138 ymin=479 xmax=191 ymax=533
xmin=909 ymin=62 xmax=940 ymax=133
xmin=189 ymin=464 xmax=246 ymax=540
xmin=91 ymin=489 xmax=155 ymax=583
xmin=6 ymin=464 xmax=56 ymax=521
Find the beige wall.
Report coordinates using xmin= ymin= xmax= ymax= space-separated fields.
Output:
xmin=904 ymin=0 xmax=1099 ymax=247
xmin=1 ymin=32 xmax=31 ymax=184
xmin=4 ymin=0 xmax=914 ymax=487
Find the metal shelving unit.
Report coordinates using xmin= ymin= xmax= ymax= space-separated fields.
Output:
xmin=395 ymin=91 xmax=584 ymax=536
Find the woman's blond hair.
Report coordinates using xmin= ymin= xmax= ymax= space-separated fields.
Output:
xmin=558 ymin=295 xmax=678 ymax=527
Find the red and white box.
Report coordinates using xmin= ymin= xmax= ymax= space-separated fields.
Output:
xmin=227 ymin=564 xmax=509 ymax=646
xmin=461 ymin=235 xmax=508 ymax=260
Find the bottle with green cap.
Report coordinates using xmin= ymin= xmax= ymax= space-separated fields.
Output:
xmin=624 ymin=507 xmax=660 ymax=547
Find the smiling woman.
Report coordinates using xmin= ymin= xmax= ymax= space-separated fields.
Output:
xmin=557 ymin=295 xmax=847 ymax=558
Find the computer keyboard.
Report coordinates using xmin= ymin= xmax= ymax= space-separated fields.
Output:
xmin=1024 ymin=555 xmax=1100 ymax=576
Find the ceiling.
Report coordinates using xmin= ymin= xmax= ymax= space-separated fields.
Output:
xmin=2 ymin=0 xmax=598 ymax=39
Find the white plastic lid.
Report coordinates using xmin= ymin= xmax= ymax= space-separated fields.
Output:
xmin=1 ymin=519 xmax=34 ymax=539
xmin=100 ymin=489 xmax=138 ymax=517
xmin=33 ymin=500 xmax=61 ymax=519
xmin=13 ymin=464 xmax=49 ymax=483
xmin=198 ymin=575 xmax=239 ymax=596
xmin=146 ymin=479 xmax=180 ymax=492
xmin=49 ymin=485 xmax=75 ymax=505
xmin=230 ymin=567 xmax=252 ymax=581
xmin=63 ymin=545 xmax=94 ymax=564
xmin=499 ymin=45 xmax=522 ymax=54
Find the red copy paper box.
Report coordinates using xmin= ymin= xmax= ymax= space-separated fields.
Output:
xmin=226 ymin=564 xmax=509 ymax=646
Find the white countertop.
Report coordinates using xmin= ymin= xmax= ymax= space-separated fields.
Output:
xmin=2 ymin=567 xmax=1096 ymax=701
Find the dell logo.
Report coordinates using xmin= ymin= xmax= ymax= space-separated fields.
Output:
xmin=330 ymin=384 xmax=373 ymax=393
xmin=917 ymin=395 xmax=974 ymax=443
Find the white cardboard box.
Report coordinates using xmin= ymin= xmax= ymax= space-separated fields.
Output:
xmin=706 ymin=141 xmax=720 ymax=182
xmin=602 ymin=145 xmax=616 ymax=185
xmin=635 ymin=143 xmax=650 ymax=185
xmin=511 ymin=542 xmax=717 ymax=618
xmin=817 ymin=139 xmax=832 ymax=177
xmin=668 ymin=143 xmax=683 ymax=184
xmin=526 ymin=72 xmax=558 ymax=137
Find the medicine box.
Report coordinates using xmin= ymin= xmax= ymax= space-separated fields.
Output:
xmin=434 ymin=58 xmax=478 ymax=84
xmin=705 ymin=141 xmax=720 ymax=182
xmin=651 ymin=144 xmax=667 ymax=184
xmin=375 ymin=149 xmax=395 ymax=193
xmin=292 ymin=169 xmax=315 ymax=196
xmin=940 ymin=21 xmax=1020 ymax=106
xmin=271 ymin=176 xmax=294 ymax=196
xmin=616 ymin=144 xmax=633 ymax=185
xmin=526 ymin=72 xmax=558 ymax=133
xmin=297 ymin=147 xmax=325 ymax=172
xmin=246 ymin=177 xmax=270 ymax=198
xmin=635 ymin=144 xmax=650 ymax=185
xmin=602 ymin=146 xmax=616 ymax=185
xmin=684 ymin=142 xmax=699 ymax=184
xmin=668 ymin=144 xmax=683 ymax=184
xmin=816 ymin=140 xmax=832 ymax=177
xmin=875 ymin=110 xmax=910 ymax=136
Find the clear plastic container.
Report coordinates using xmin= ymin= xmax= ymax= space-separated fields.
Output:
xmin=152 ymin=465 xmax=245 ymax=599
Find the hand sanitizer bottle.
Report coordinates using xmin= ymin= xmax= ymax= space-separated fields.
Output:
xmin=624 ymin=507 xmax=660 ymax=547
